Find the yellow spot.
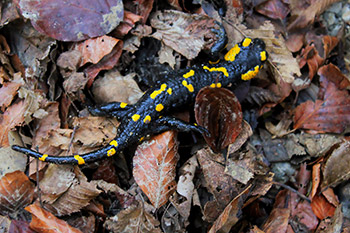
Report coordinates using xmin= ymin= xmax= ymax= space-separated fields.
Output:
xmin=241 ymin=65 xmax=260 ymax=80
xmin=209 ymin=59 xmax=220 ymax=65
xmin=129 ymin=132 xmax=134 ymax=136
xmin=224 ymin=44 xmax=240 ymax=62
xmin=242 ymin=38 xmax=252 ymax=47
xmin=156 ymin=104 xmax=164 ymax=112
xmin=203 ymin=66 xmax=229 ymax=77
xmin=107 ymin=148 xmax=116 ymax=157
xmin=74 ymin=155 xmax=85 ymax=165
xmin=210 ymin=83 xmax=222 ymax=88
xmin=144 ymin=115 xmax=151 ymax=123
xmin=132 ymin=114 xmax=140 ymax=122
xmin=167 ymin=88 xmax=172 ymax=95
xmin=39 ymin=154 xmax=48 ymax=161
xmin=139 ymin=136 xmax=145 ymax=142
xmin=120 ymin=102 xmax=128 ymax=108
xmin=150 ymin=84 xmax=167 ymax=99
xmin=110 ymin=140 xmax=118 ymax=147
xmin=182 ymin=80 xmax=194 ymax=92
xmin=183 ymin=70 xmax=195 ymax=78
xmin=260 ymin=51 xmax=267 ymax=61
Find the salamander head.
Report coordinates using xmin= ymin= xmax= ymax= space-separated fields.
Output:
xmin=224 ymin=38 xmax=268 ymax=80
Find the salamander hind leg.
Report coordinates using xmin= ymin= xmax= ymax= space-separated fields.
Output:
xmin=152 ymin=116 xmax=209 ymax=136
xmin=88 ymin=102 xmax=134 ymax=120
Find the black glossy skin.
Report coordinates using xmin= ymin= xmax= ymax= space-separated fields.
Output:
xmin=12 ymin=38 xmax=268 ymax=164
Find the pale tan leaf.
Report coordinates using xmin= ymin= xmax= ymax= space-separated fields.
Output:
xmin=133 ymin=131 xmax=179 ymax=208
xmin=40 ymin=166 xmax=101 ymax=216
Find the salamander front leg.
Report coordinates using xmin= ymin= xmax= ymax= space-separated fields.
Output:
xmin=88 ymin=102 xmax=133 ymax=120
xmin=152 ymin=116 xmax=209 ymax=135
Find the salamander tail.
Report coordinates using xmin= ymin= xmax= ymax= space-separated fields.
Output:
xmin=12 ymin=139 xmax=120 ymax=165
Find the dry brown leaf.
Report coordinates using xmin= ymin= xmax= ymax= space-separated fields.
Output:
xmin=170 ymin=155 xmax=197 ymax=219
xmin=104 ymin=201 xmax=162 ymax=233
xmin=92 ymin=69 xmax=143 ymax=104
xmin=261 ymin=208 xmax=290 ymax=233
xmin=311 ymin=194 xmax=336 ymax=220
xmin=0 ymin=81 xmax=21 ymax=111
xmin=150 ymin=10 xmax=222 ymax=59
xmin=318 ymin=64 xmax=350 ymax=90
xmin=25 ymin=203 xmax=83 ymax=233
xmin=255 ymin=0 xmax=290 ymax=20
xmin=288 ymin=0 xmax=341 ymax=30
xmin=40 ymin=166 xmax=101 ymax=216
xmin=208 ymin=185 xmax=250 ymax=233
xmin=322 ymin=141 xmax=350 ymax=189
xmin=197 ymin=148 xmax=239 ymax=221
xmin=0 ymin=100 xmax=27 ymax=147
xmin=84 ymin=40 xmax=123 ymax=84
xmin=0 ymin=171 xmax=34 ymax=216
xmin=293 ymin=74 xmax=350 ymax=133
xmin=246 ymin=21 xmax=300 ymax=84
xmin=315 ymin=205 xmax=343 ymax=232
xmin=74 ymin=35 xmax=121 ymax=67
xmin=133 ymin=131 xmax=179 ymax=208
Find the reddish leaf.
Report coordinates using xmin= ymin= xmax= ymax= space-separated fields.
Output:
xmin=0 ymin=81 xmax=21 ymax=111
xmin=0 ymin=100 xmax=27 ymax=147
xmin=318 ymin=64 xmax=350 ymax=90
xmin=311 ymin=194 xmax=336 ymax=220
xmin=74 ymin=35 xmax=121 ymax=67
xmin=16 ymin=0 xmax=124 ymax=41
xmin=256 ymin=0 xmax=290 ymax=20
xmin=311 ymin=162 xmax=321 ymax=199
xmin=293 ymin=75 xmax=350 ymax=133
xmin=84 ymin=40 xmax=123 ymax=85
xmin=124 ymin=0 xmax=154 ymax=24
xmin=0 ymin=171 xmax=35 ymax=216
xmin=25 ymin=203 xmax=83 ymax=233
xmin=195 ymin=87 xmax=242 ymax=153
xmin=298 ymin=44 xmax=324 ymax=80
xmin=133 ymin=131 xmax=179 ymax=208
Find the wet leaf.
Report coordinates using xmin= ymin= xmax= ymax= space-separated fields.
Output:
xmin=104 ymin=201 xmax=162 ymax=233
xmin=0 ymin=171 xmax=35 ymax=216
xmin=256 ymin=0 xmax=290 ymax=20
xmin=17 ymin=0 xmax=124 ymax=41
xmin=133 ymin=131 xmax=179 ymax=208
xmin=195 ymin=87 xmax=242 ymax=153
xmin=25 ymin=203 xmax=83 ymax=233
xmin=322 ymin=141 xmax=350 ymax=189
xmin=293 ymin=74 xmax=350 ymax=133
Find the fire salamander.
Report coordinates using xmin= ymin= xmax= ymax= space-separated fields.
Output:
xmin=12 ymin=38 xmax=268 ymax=164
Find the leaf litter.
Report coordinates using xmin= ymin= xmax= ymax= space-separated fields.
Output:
xmin=1 ymin=0 xmax=350 ymax=232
